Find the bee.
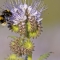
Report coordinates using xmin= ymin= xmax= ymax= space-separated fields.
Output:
xmin=0 ymin=10 xmax=12 ymax=26
xmin=2 ymin=10 xmax=12 ymax=17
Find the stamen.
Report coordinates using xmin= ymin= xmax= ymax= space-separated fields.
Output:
xmin=31 ymin=0 xmax=35 ymax=6
xmin=25 ymin=0 xmax=26 ymax=4
xmin=10 ymin=0 xmax=15 ymax=8
xmin=27 ymin=0 xmax=30 ymax=6
xmin=37 ymin=1 xmax=44 ymax=11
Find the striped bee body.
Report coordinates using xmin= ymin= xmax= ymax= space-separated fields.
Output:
xmin=0 ymin=0 xmax=45 ymax=37
xmin=0 ymin=15 xmax=5 ymax=23
xmin=0 ymin=10 xmax=12 ymax=26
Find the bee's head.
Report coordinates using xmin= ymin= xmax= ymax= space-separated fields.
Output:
xmin=2 ymin=10 xmax=12 ymax=17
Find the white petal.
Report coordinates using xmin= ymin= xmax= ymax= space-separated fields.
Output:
xmin=19 ymin=4 xmax=25 ymax=12
xmin=24 ymin=4 xmax=28 ymax=10
xmin=13 ymin=20 xmax=18 ymax=25
xmin=21 ymin=22 xmax=25 ymax=25
xmin=11 ymin=7 xmax=18 ymax=13
xmin=19 ymin=4 xmax=24 ymax=9
xmin=28 ymin=6 xmax=32 ymax=13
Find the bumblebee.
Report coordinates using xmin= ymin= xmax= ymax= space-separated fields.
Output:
xmin=0 ymin=10 xmax=12 ymax=26
xmin=0 ymin=15 xmax=6 ymax=26
xmin=2 ymin=10 xmax=12 ymax=17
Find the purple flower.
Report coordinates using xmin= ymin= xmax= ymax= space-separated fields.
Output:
xmin=4 ymin=0 xmax=46 ymax=25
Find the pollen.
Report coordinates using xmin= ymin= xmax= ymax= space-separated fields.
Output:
xmin=10 ymin=37 xmax=34 ymax=56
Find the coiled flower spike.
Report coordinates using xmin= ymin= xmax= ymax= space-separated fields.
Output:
xmin=1 ymin=0 xmax=46 ymax=38
xmin=0 ymin=0 xmax=51 ymax=60
xmin=10 ymin=37 xmax=34 ymax=56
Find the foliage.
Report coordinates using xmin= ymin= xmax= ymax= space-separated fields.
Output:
xmin=38 ymin=52 xmax=52 ymax=60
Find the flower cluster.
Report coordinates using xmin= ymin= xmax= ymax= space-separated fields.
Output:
xmin=0 ymin=0 xmax=47 ymax=60
xmin=2 ymin=0 xmax=45 ymax=38
xmin=10 ymin=37 xmax=34 ymax=56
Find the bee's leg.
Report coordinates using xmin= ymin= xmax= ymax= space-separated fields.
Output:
xmin=7 ymin=21 xmax=13 ymax=30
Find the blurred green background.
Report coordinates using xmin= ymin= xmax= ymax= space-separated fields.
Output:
xmin=0 ymin=0 xmax=60 ymax=60
xmin=43 ymin=0 xmax=60 ymax=28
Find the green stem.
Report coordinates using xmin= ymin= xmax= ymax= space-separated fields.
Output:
xmin=27 ymin=54 xmax=32 ymax=60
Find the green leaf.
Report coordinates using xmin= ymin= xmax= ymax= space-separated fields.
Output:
xmin=8 ymin=36 xmax=17 ymax=39
xmin=38 ymin=52 xmax=52 ymax=60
